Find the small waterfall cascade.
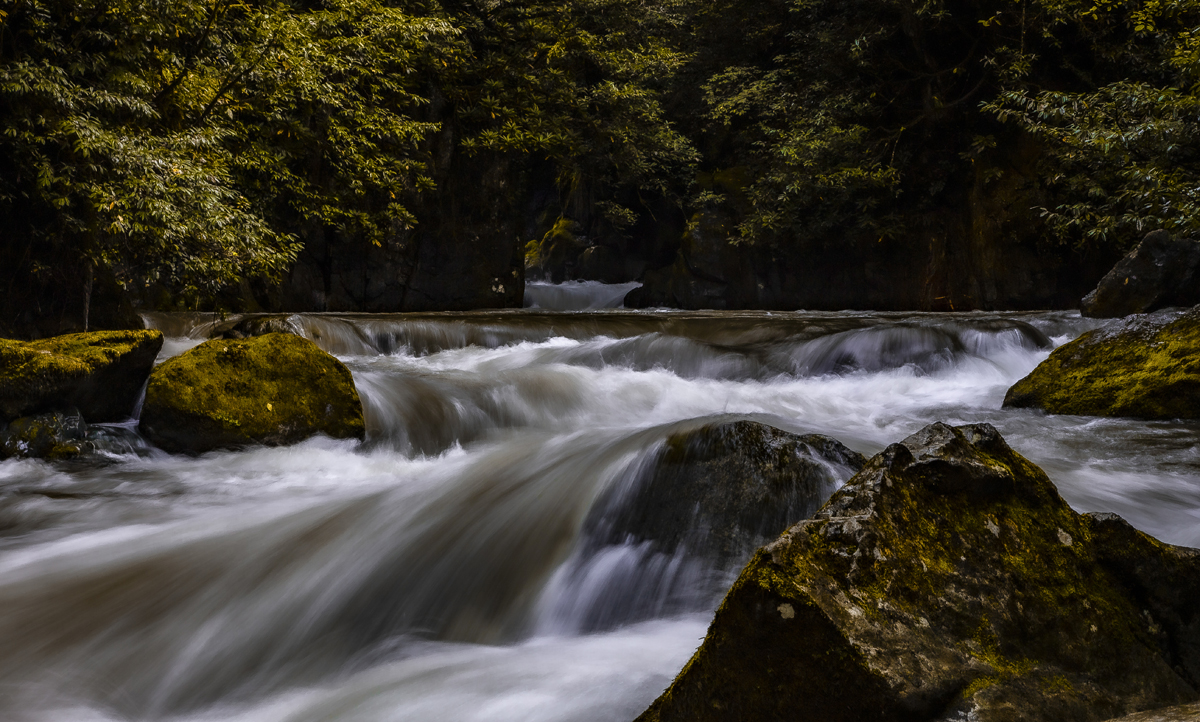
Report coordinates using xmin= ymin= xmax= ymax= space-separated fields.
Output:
xmin=1 ymin=309 xmax=1194 ymax=722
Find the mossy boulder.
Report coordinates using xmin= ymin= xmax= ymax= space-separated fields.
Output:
xmin=593 ymin=420 xmax=865 ymax=565
xmin=636 ymin=422 xmax=1200 ymax=722
xmin=139 ymin=333 xmax=364 ymax=454
xmin=0 ymin=330 xmax=163 ymax=424
xmin=1003 ymin=307 xmax=1200 ymax=419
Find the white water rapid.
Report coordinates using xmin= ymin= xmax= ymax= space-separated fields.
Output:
xmin=2 ymin=309 xmax=1198 ymax=722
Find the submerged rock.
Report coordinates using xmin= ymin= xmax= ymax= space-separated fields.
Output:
xmin=636 ymin=422 xmax=1200 ymax=722
xmin=210 ymin=314 xmax=304 ymax=340
xmin=0 ymin=409 xmax=92 ymax=460
xmin=595 ymin=420 xmax=866 ymax=564
xmin=139 ymin=333 xmax=364 ymax=454
xmin=1003 ymin=307 xmax=1200 ymax=419
xmin=1081 ymin=231 xmax=1200 ymax=318
xmin=0 ymin=330 xmax=163 ymax=424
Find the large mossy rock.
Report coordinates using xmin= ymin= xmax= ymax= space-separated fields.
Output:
xmin=594 ymin=420 xmax=865 ymax=565
xmin=636 ymin=422 xmax=1200 ymax=722
xmin=1081 ymin=231 xmax=1200 ymax=318
xmin=1003 ymin=307 xmax=1200 ymax=419
xmin=0 ymin=330 xmax=163 ymax=424
xmin=139 ymin=333 xmax=365 ymax=454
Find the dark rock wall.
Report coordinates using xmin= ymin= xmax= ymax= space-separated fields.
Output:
xmin=631 ymin=138 xmax=1118 ymax=311
xmin=1080 ymin=231 xmax=1200 ymax=318
xmin=268 ymin=115 xmax=527 ymax=313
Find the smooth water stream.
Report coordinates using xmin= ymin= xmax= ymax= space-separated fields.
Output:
xmin=2 ymin=309 xmax=1198 ymax=722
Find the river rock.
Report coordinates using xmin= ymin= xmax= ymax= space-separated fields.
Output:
xmin=595 ymin=420 xmax=865 ymax=564
xmin=209 ymin=314 xmax=304 ymax=339
xmin=0 ymin=409 xmax=92 ymax=460
xmin=1103 ymin=702 xmax=1200 ymax=721
xmin=636 ymin=422 xmax=1200 ymax=722
xmin=1003 ymin=307 xmax=1200 ymax=419
xmin=0 ymin=330 xmax=163 ymax=424
xmin=139 ymin=333 xmax=365 ymax=454
xmin=1081 ymin=231 xmax=1200 ymax=318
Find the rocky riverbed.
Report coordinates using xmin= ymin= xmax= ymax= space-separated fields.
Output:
xmin=0 ymin=309 xmax=1197 ymax=721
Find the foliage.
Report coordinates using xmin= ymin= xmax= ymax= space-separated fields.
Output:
xmin=687 ymin=0 xmax=1195 ymax=250
xmin=4 ymin=0 xmax=1200 ymax=310
xmin=986 ymin=1 xmax=1200 ymax=247
xmin=443 ymin=0 xmax=699 ymax=234
xmin=0 ymin=0 xmax=698 ymax=304
xmin=1 ymin=0 xmax=300 ymax=298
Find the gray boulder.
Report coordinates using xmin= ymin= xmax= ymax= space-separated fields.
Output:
xmin=636 ymin=422 xmax=1200 ymax=722
xmin=1081 ymin=230 xmax=1200 ymax=318
xmin=596 ymin=420 xmax=866 ymax=565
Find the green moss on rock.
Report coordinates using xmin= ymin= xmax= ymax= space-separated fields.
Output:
xmin=636 ymin=422 xmax=1200 ymax=722
xmin=1003 ymin=306 xmax=1200 ymax=419
xmin=139 ymin=333 xmax=364 ymax=454
xmin=0 ymin=330 xmax=163 ymax=423
xmin=525 ymin=218 xmax=585 ymax=282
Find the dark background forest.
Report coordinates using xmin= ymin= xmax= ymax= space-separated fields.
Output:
xmin=4 ymin=0 xmax=1200 ymax=337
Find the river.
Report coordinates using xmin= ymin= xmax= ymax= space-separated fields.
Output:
xmin=1 ymin=306 xmax=1198 ymax=722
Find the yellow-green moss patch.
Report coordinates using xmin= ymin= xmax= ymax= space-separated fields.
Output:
xmin=635 ymin=423 xmax=1200 ymax=722
xmin=139 ymin=333 xmax=364 ymax=454
xmin=1004 ymin=308 xmax=1200 ymax=419
xmin=0 ymin=330 xmax=163 ymax=423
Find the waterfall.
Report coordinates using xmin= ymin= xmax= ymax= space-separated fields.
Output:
xmin=2 ymin=309 xmax=1196 ymax=722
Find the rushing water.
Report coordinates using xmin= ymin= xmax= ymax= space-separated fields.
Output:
xmin=2 ymin=309 xmax=1199 ymax=722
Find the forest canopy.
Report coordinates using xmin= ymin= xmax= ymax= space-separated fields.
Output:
xmin=2 ymin=0 xmax=1199 ymax=316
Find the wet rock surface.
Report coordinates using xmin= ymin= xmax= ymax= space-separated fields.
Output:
xmin=0 ymin=410 xmax=91 ymax=460
xmin=139 ymin=333 xmax=365 ymax=454
xmin=0 ymin=330 xmax=163 ymax=424
xmin=595 ymin=420 xmax=866 ymax=565
xmin=1081 ymin=231 xmax=1200 ymax=318
xmin=1003 ymin=307 xmax=1200 ymax=419
xmin=1103 ymin=702 xmax=1200 ymax=721
xmin=210 ymin=314 xmax=304 ymax=340
xmin=636 ymin=422 xmax=1200 ymax=722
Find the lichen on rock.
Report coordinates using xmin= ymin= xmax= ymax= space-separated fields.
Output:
xmin=1003 ymin=306 xmax=1200 ymax=419
xmin=0 ymin=330 xmax=163 ymax=424
xmin=635 ymin=422 xmax=1200 ymax=722
xmin=139 ymin=333 xmax=365 ymax=454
